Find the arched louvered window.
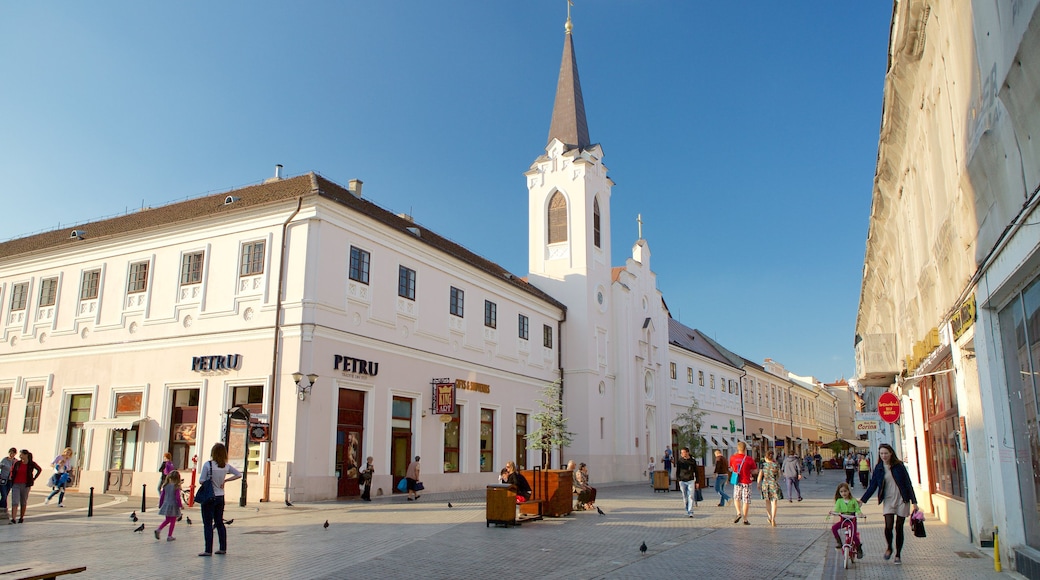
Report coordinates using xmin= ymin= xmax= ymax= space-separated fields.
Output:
xmin=548 ymin=192 xmax=568 ymax=244
xmin=593 ymin=197 xmax=601 ymax=248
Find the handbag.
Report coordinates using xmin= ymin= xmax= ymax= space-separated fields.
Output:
xmin=193 ymin=461 xmax=216 ymax=505
xmin=414 ymin=481 xmax=425 ymax=491
xmin=397 ymin=478 xmax=408 ymax=493
xmin=911 ymin=510 xmax=926 ymax=538
xmin=729 ymin=456 xmax=747 ymax=486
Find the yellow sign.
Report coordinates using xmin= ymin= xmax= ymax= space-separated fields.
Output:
xmin=455 ymin=379 xmax=490 ymax=394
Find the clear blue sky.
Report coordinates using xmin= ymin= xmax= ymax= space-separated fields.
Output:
xmin=0 ymin=2 xmax=892 ymax=383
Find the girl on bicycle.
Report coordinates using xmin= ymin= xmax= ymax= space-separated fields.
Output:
xmin=831 ymin=482 xmax=864 ymax=559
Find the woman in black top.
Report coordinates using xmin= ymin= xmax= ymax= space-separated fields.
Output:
xmin=713 ymin=450 xmax=731 ymax=506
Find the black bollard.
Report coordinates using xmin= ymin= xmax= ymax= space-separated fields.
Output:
xmin=141 ymin=484 xmax=147 ymax=512
xmin=88 ymin=487 xmax=94 ymax=518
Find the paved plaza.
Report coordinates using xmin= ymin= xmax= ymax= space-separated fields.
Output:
xmin=0 ymin=469 xmax=1019 ymax=579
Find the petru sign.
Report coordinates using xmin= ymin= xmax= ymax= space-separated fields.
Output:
xmin=878 ymin=392 xmax=901 ymax=423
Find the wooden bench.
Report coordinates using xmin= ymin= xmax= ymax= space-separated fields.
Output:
xmin=0 ymin=562 xmax=86 ymax=580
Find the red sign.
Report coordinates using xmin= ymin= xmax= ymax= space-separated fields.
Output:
xmin=434 ymin=382 xmax=455 ymax=414
xmin=878 ymin=392 xmax=901 ymax=423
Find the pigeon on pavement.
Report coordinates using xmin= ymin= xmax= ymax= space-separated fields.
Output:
xmin=186 ymin=517 xmax=193 ymax=525
xmin=639 ymin=541 xmax=647 ymax=555
xmin=448 ymin=502 xmax=453 ymax=508
xmin=323 ymin=520 xmax=329 ymax=529
xmin=223 ymin=519 xmax=234 ymax=526
xmin=133 ymin=524 xmax=145 ymax=533
xmin=129 ymin=510 xmax=137 ymax=521
xmin=285 ymin=499 xmax=293 ymax=507
xmin=596 ymin=506 xmax=605 ymax=516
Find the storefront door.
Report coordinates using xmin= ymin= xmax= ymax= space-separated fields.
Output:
xmin=336 ymin=389 xmax=365 ymax=498
xmin=106 ymin=428 xmax=138 ymax=494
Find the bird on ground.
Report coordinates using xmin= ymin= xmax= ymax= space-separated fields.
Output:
xmin=186 ymin=517 xmax=193 ymax=526
xmin=133 ymin=524 xmax=145 ymax=533
xmin=639 ymin=541 xmax=647 ymax=554
xmin=285 ymin=499 xmax=293 ymax=507
xmin=323 ymin=520 xmax=329 ymax=529
xmin=448 ymin=502 xmax=453 ymax=508
xmin=223 ymin=519 xmax=234 ymax=526
xmin=177 ymin=515 xmax=182 ymax=522
xmin=254 ymin=508 xmax=260 ymax=513
xmin=596 ymin=506 xmax=605 ymax=516
xmin=129 ymin=511 xmax=137 ymax=522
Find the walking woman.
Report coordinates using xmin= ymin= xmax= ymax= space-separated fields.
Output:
xmin=198 ymin=443 xmax=242 ymax=557
xmin=9 ymin=450 xmax=42 ymax=524
xmin=45 ymin=447 xmax=74 ymax=506
xmin=712 ymin=450 xmax=731 ymax=506
xmin=860 ymin=443 xmax=918 ymax=565
xmin=757 ymin=450 xmax=782 ymax=526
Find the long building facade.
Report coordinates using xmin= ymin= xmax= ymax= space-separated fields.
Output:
xmin=854 ymin=1 xmax=1040 ymax=576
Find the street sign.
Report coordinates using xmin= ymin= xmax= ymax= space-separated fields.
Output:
xmin=855 ymin=420 xmax=879 ymax=431
xmin=878 ymin=392 xmax=901 ymax=423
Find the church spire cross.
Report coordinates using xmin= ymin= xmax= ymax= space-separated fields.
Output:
xmin=566 ymin=0 xmax=573 ymax=33
xmin=637 ymin=214 xmax=643 ymax=239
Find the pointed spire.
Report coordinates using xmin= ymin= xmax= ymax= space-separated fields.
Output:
xmin=547 ymin=8 xmax=590 ymax=151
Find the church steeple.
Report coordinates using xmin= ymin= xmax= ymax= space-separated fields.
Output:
xmin=547 ymin=13 xmax=590 ymax=151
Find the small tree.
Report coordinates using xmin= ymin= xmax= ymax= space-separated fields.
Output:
xmin=673 ymin=397 xmax=708 ymax=461
xmin=529 ymin=380 xmax=574 ymax=469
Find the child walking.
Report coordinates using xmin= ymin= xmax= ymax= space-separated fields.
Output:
xmin=155 ymin=470 xmax=183 ymax=541
xmin=647 ymin=457 xmax=655 ymax=485
xmin=831 ymin=482 xmax=864 ymax=559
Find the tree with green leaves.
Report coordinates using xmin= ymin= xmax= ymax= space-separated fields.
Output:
xmin=529 ymin=380 xmax=574 ymax=469
xmin=673 ymin=397 xmax=708 ymax=461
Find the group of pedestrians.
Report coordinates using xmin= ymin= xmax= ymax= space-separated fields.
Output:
xmin=1 ymin=447 xmax=65 ymax=524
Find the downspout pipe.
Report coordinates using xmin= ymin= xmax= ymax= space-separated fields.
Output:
xmin=263 ymin=196 xmax=304 ymax=503
xmin=556 ymin=310 xmax=566 ymax=469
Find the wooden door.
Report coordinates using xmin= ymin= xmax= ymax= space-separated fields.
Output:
xmin=336 ymin=389 xmax=365 ymax=498
xmin=391 ymin=434 xmax=410 ymax=493
xmin=106 ymin=429 xmax=138 ymax=494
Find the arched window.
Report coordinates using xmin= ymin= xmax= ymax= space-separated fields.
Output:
xmin=593 ymin=197 xmax=601 ymax=248
xmin=548 ymin=192 xmax=568 ymax=244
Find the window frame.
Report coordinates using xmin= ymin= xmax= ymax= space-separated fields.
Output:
xmin=669 ymin=362 xmax=677 ymax=380
xmin=180 ymin=251 xmax=205 ymax=286
xmin=543 ymin=324 xmax=553 ymax=349
xmin=398 ymin=266 xmax=416 ymax=301
xmin=10 ymin=282 xmax=29 ymax=311
xmin=518 ymin=314 xmax=529 ymax=340
xmin=548 ymin=191 xmax=568 ymax=244
xmin=449 ymin=287 xmax=465 ymax=318
xmin=38 ymin=277 xmax=58 ymax=307
xmin=127 ymin=261 xmax=150 ymax=294
xmin=484 ymin=300 xmax=497 ymax=329
xmin=479 ymin=408 xmax=495 ymax=473
xmin=80 ymin=269 xmax=101 ymax=301
xmin=0 ymin=387 xmax=11 ymax=433
xmin=240 ymin=240 xmax=266 ymax=277
xmin=348 ymin=246 xmax=371 ymax=285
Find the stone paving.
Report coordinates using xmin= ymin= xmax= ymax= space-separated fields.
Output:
xmin=0 ymin=469 xmax=1021 ymax=579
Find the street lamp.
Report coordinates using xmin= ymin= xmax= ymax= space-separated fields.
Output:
xmin=292 ymin=372 xmax=319 ymax=401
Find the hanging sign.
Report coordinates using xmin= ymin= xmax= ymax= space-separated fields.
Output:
xmin=433 ymin=380 xmax=456 ymax=414
xmin=878 ymin=392 xmax=901 ymax=424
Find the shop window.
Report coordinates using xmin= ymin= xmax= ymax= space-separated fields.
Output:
xmin=480 ymin=409 xmax=494 ymax=472
xmin=443 ymin=405 xmax=461 ymax=473
xmin=515 ymin=413 xmax=528 ymax=471
xmin=923 ymin=358 xmax=963 ymax=498
xmin=169 ymin=389 xmax=200 ymax=470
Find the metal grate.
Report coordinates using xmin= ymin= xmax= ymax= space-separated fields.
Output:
xmin=954 ymin=551 xmax=982 ymax=558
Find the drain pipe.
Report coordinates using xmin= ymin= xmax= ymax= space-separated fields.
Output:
xmin=263 ymin=196 xmax=304 ymax=503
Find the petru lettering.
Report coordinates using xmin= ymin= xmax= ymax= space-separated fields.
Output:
xmin=334 ymin=355 xmax=379 ymax=377
xmin=191 ymin=354 xmax=242 ymax=372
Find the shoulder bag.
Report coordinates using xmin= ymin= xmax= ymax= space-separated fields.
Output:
xmin=194 ymin=461 xmax=216 ymax=505
xmin=729 ymin=456 xmax=747 ymax=486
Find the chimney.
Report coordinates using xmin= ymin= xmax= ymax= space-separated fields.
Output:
xmin=348 ymin=179 xmax=363 ymax=198
xmin=264 ymin=164 xmax=284 ymax=184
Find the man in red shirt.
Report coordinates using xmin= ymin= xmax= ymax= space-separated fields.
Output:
xmin=729 ymin=441 xmax=758 ymax=525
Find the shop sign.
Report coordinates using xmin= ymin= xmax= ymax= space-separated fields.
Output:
xmin=191 ymin=354 xmax=242 ymax=372
xmin=333 ymin=355 xmax=379 ymax=376
xmin=433 ymin=381 xmax=456 ymax=414
xmin=455 ymin=379 xmax=490 ymax=394
xmin=855 ymin=420 xmax=879 ymax=431
xmin=878 ymin=392 xmax=901 ymax=423
xmin=249 ymin=422 xmax=271 ymax=443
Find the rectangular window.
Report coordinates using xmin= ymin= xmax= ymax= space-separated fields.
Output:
xmin=39 ymin=277 xmax=58 ymax=307
xmin=480 ymin=408 xmax=494 ymax=472
xmin=698 ymin=371 xmax=704 ymax=386
xmin=687 ymin=367 xmax=693 ymax=383
xmin=127 ymin=261 xmax=149 ymax=294
xmin=543 ymin=324 xmax=553 ymax=348
xmin=0 ymin=387 xmax=10 ymax=433
xmin=669 ymin=362 xmax=677 ymax=380
xmin=240 ymin=240 xmax=266 ymax=276
xmin=10 ymin=282 xmax=28 ymax=311
xmin=398 ymin=266 xmax=416 ymax=300
xmin=180 ymin=252 xmax=204 ymax=286
xmin=515 ymin=413 xmax=528 ymax=471
xmin=484 ymin=300 xmax=496 ymax=328
xmin=80 ymin=270 xmax=101 ymax=300
xmin=450 ymin=287 xmax=464 ymax=317
xmin=23 ymin=386 xmax=43 ymax=433
xmin=518 ymin=314 xmax=529 ymax=340
xmin=443 ymin=405 xmax=461 ymax=473
xmin=923 ymin=358 xmax=962 ymax=498
xmin=710 ymin=374 xmax=715 ymax=389
xmin=348 ymin=246 xmax=370 ymax=284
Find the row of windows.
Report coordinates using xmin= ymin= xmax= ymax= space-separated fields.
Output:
xmin=547 ymin=193 xmax=602 ymax=249
xmin=5 ymin=240 xmax=268 ymax=314
xmin=349 ymin=246 xmax=553 ymax=346
xmin=669 ymin=363 xmax=737 ymax=393
xmin=442 ymin=406 xmax=531 ymax=473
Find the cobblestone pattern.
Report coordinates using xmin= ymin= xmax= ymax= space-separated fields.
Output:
xmin=0 ymin=470 xmax=1019 ymax=579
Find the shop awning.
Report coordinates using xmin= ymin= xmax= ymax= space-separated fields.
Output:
xmin=822 ymin=438 xmax=870 ymax=450
xmin=720 ymin=436 xmax=731 ymax=447
xmin=760 ymin=434 xmax=774 ymax=443
xmin=710 ymin=437 xmax=720 ymax=446
xmin=84 ymin=416 xmax=149 ymax=431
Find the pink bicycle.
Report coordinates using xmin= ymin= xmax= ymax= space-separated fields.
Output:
xmin=829 ymin=512 xmax=865 ymax=569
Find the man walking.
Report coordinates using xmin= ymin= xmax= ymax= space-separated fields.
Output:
xmin=781 ymin=452 xmax=803 ymax=502
xmin=712 ymin=450 xmax=731 ymax=507
xmin=843 ymin=453 xmax=857 ymax=486
xmin=729 ymin=441 xmax=758 ymax=525
xmin=676 ymin=448 xmax=698 ymax=518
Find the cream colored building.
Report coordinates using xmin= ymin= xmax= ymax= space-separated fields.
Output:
xmin=854 ymin=1 xmax=1040 ymax=574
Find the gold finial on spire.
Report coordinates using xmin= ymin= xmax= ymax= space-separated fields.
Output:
xmin=637 ymin=213 xmax=643 ymax=239
xmin=565 ymin=0 xmax=573 ymax=34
